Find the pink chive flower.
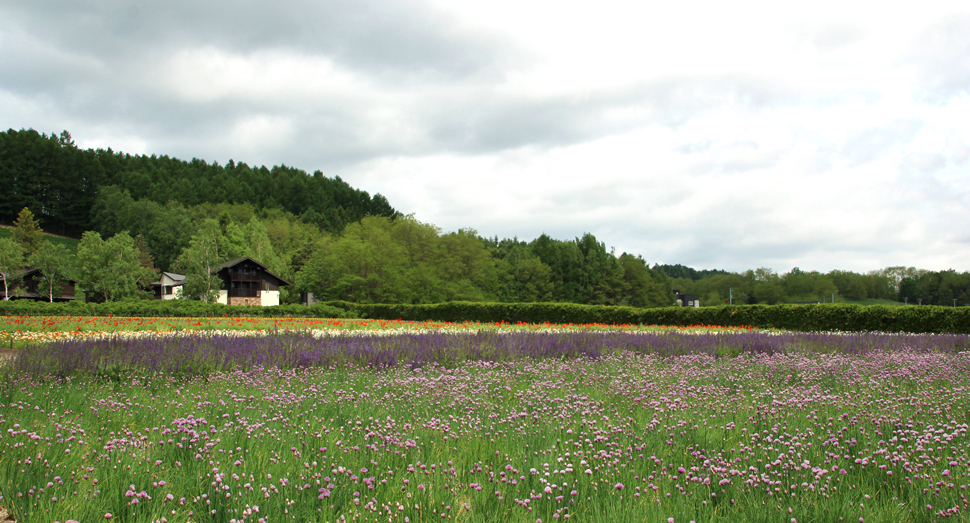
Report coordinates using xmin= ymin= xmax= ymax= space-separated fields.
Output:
xmin=615 ymin=483 xmax=624 ymax=490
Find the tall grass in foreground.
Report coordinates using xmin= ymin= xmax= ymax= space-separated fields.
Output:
xmin=0 ymin=333 xmax=969 ymax=522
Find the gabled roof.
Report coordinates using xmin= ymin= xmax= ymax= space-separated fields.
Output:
xmin=1 ymin=267 xmax=79 ymax=284
xmin=150 ymin=271 xmax=186 ymax=287
xmin=217 ymin=256 xmax=291 ymax=286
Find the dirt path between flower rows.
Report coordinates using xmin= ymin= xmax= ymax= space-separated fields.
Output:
xmin=0 ymin=348 xmax=18 ymax=360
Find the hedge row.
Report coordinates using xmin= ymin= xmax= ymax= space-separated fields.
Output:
xmin=0 ymin=300 xmax=355 ymax=319
xmin=0 ymin=299 xmax=967 ymax=333
xmin=320 ymin=301 xmax=970 ymax=334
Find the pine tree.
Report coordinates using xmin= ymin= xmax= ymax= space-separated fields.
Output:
xmin=12 ymin=207 xmax=44 ymax=257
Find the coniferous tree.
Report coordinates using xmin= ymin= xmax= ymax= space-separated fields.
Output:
xmin=12 ymin=207 xmax=44 ymax=257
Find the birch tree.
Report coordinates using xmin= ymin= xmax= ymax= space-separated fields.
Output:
xmin=175 ymin=220 xmax=224 ymax=303
xmin=0 ymin=237 xmax=24 ymax=299
xmin=28 ymin=241 xmax=72 ymax=302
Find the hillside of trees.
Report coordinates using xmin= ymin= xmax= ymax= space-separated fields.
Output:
xmin=2 ymin=127 xmax=969 ymax=308
xmin=0 ymin=128 xmax=397 ymax=237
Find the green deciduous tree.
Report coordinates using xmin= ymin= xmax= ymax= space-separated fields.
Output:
xmin=243 ymin=217 xmax=285 ymax=275
xmin=0 ymin=237 xmax=24 ymax=299
xmin=617 ymin=253 xmax=671 ymax=307
xmin=28 ymin=241 xmax=73 ymax=302
xmin=753 ymin=281 xmax=785 ymax=304
xmin=76 ymin=231 xmax=157 ymax=302
xmin=296 ymin=216 xmax=506 ymax=304
xmin=174 ymin=220 xmax=225 ymax=303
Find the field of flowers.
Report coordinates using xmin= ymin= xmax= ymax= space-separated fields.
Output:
xmin=2 ymin=328 xmax=970 ymax=522
xmin=0 ymin=316 xmax=758 ymax=344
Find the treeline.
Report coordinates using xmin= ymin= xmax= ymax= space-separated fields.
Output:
xmin=666 ymin=266 xmax=970 ymax=306
xmin=0 ymin=128 xmax=397 ymax=236
xmin=296 ymin=217 xmax=672 ymax=307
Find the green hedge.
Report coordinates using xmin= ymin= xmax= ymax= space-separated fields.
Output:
xmin=1 ymin=299 xmax=968 ymax=333
xmin=320 ymin=301 xmax=970 ymax=334
xmin=0 ymin=299 xmax=355 ymax=319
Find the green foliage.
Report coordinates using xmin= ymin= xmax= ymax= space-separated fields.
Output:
xmin=27 ymin=241 xmax=73 ymax=302
xmin=0 ymin=226 xmax=79 ymax=255
xmin=0 ymin=298 xmax=354 ymax=318
xmin=76 ymin=231 xmax=156 ymax=302
xmin=12 ymin=207 xmax=45 ymax=257
xmin=321 ymin=301 xmax=970 ymax=334
xmin=505 ymin=251 xmax=554 ymax=302
xmin=653 ymin=263 xmax=731 ymax=280
xmin=174 ymin=220 xmax=225 ymax=303
xmin=0 ymin=128 xmax=396 ymax=236
xmin=617 ymin=253 xmax=670 ymax=307
xmin=297 ymin=216 xmax=504 ymax=304
xmin=0 ymin=236 xmax=24 ymax=299
xmin=90 ymin=186 xmax=194 ymax=271
xmin=518 ymin=233 xmax=671 ymax=306
xmin=0 ymin=130 xmax=104 ymax=236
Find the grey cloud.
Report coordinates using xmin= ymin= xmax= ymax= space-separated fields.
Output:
xmin=1 ymin=0 xmax=809 ymax=168
xmin=417 ymin=74 xmax=801 ymax=155
xmin=0 ymin=0 xmax=518 ymax=83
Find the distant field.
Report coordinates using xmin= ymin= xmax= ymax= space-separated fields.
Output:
xmin=0 ymin=226 xmax=80 ymax=254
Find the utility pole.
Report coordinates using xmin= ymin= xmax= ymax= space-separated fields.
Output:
xmin=729 ymin=288 xmax=733 ymax=305
xmin=904 ymin=297 xmax=908 ymax=305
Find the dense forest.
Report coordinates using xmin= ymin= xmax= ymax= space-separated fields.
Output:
xmin=2 ymin=127 xmax=969 ymax=307
xmin=0 ymin=128 xmax=396 ymax=236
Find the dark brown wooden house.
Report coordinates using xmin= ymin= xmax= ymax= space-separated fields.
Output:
xmin=215 ymin=257 xmax=291 ymax=306
xmin=1 ymin=268 xmax=77 ymax=302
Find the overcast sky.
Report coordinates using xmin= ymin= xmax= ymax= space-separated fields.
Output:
xmin=2 ymin=0 xmax=969 ymax=273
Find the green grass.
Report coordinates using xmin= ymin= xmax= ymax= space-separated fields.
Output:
xmin=0 ymin=344 xmax=967 ymax=522
xmin=0 ymin=227 xmax=80 ymax=255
